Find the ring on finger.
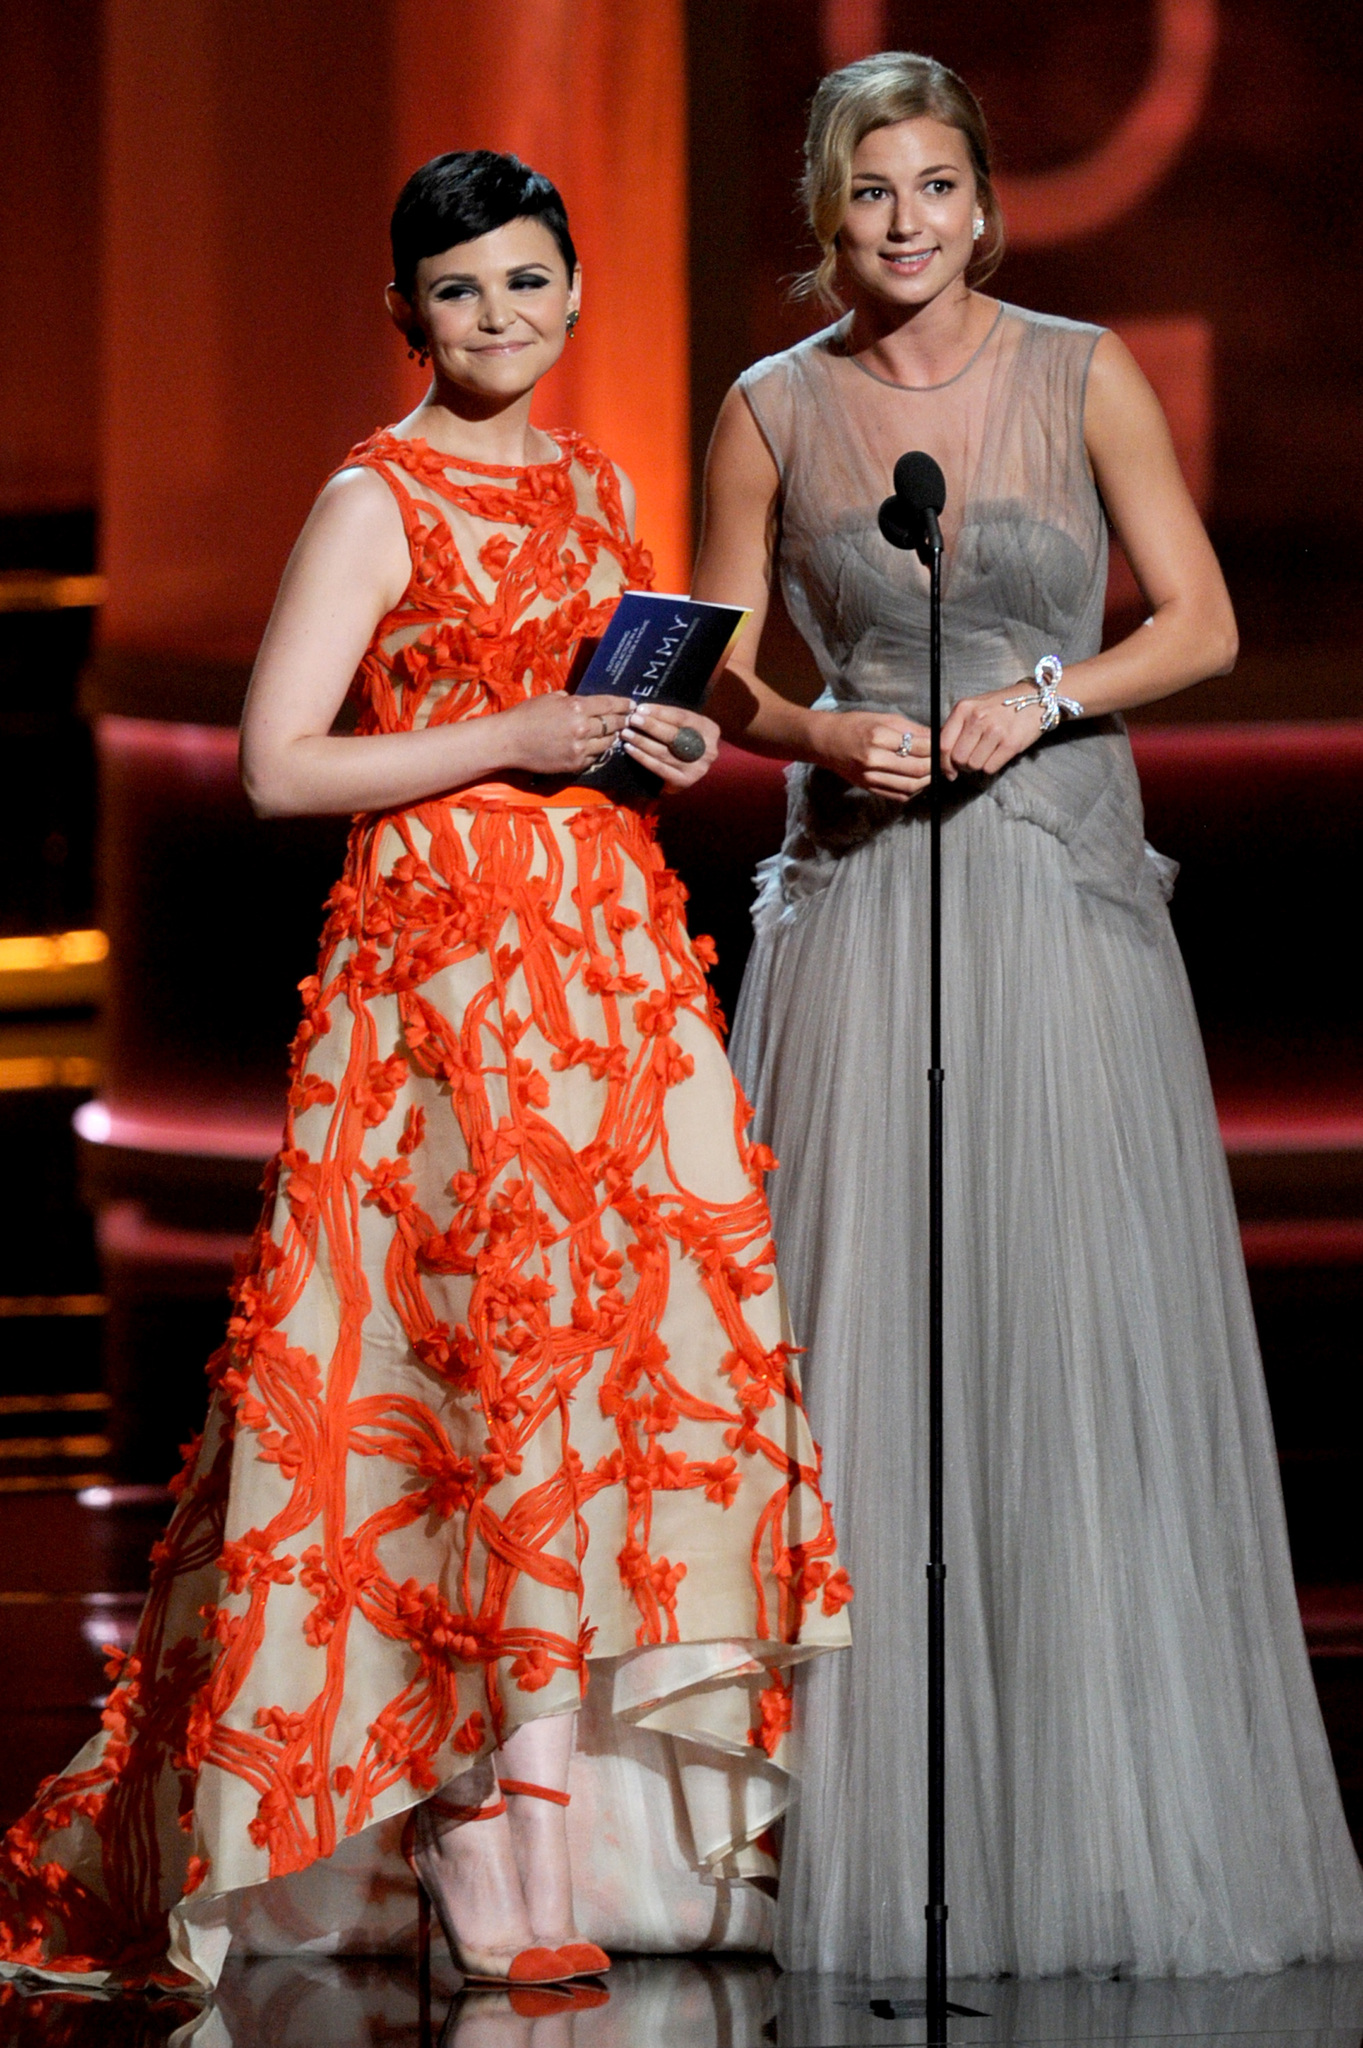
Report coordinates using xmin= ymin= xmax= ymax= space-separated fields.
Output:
xmin=897 ymin=732 xmax=917 ymax=758
xmin=668 ymin=725 xmax=707 ymax=764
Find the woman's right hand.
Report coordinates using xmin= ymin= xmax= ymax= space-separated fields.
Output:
xmin=498 ymin=692 xmax=635 ymax=776
xmin=807 ymin=708 xmax=932 ymax=802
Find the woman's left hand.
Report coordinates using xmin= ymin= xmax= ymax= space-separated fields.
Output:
xmin=939 ymin=685 xmax=1045 ymax=779
xmin=622 ymin=703 xmax=722 ymax=790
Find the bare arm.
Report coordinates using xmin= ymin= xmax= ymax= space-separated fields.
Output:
xmin=238 ymin=466 xmax=632 ymax=817
xmin=940 ymin=331 xmax=1238 ymax=775
xmin=691 ymin=387 xmax=930 ymax=800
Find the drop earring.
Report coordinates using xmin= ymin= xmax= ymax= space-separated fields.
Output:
xmin=407 ymin=336 xmax=430 ymax=365
xmin=972 ymin=217 xmax=985 ymax=242
xmin=565 ymin=309 xmax=579 ymax=339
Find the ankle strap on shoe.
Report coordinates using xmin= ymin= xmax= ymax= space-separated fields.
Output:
xmin=429 ymin=1792 xmax=508 ymax=1823
xmin=499 ymin=1778 xmax=571 ymax=1806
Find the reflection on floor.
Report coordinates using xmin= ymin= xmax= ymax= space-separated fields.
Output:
xmin=5 ymin=1957 xmax=1363 ymax=2048
xmin=774 ymin=1966 xmax=1363 ymax=2047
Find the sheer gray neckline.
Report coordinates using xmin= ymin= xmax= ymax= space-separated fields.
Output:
xmin=841 ymin=302 xmax=1006 ymax=394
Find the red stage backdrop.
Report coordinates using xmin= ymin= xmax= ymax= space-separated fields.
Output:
xmin=98 ymin=0 xmax=688 ymax=678
xmin=394 ymin=0 xmax=691 ymax=591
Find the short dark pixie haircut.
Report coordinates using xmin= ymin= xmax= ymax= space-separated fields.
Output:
xmin=390 ymin=150 xmax=578 ymax=301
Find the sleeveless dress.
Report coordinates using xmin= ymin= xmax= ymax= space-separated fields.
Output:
xmin=0 ymin=428 xmax=850 ymax=1994
xmin=729 ymin=306 xmax=1363 ymax=1978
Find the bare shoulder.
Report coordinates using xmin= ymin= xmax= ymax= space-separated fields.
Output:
xmin=288 ymin=463 xmax=410 ymax=605
xmin=706 ymin=381 xmax=780 ymax=500
xmin=693 ymin=381 xmax=783 ymax=607
xmin=1083 ymin=331 xmax=1173 ymax=455
xmin=309 ymin=463 xmax=407 ymax=542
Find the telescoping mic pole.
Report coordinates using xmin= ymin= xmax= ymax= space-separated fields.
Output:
xmin=922 ymin=473 xmax=948 ymax=2042
xmin=877 ymin=455 xmax=985 ymax=2043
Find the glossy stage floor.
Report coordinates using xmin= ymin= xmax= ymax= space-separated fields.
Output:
xmin=6 ymin=1955 xmax=1363 ymax=2047
xmin=4 ymin=1497 xmax=1363 ymax=2048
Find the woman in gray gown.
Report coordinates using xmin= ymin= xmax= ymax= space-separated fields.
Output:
xmin=692 ymin=50 xmax=1363 ymax=1979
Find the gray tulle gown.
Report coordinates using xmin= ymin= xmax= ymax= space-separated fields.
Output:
xmin=729 ymin=303 xmax=1363 ymax=1978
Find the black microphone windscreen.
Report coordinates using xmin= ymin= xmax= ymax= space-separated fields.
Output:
xmin=877 ymin=495 xmax=922 ymax=551
xmin=892 ymin=450 xmax=946 ymax=513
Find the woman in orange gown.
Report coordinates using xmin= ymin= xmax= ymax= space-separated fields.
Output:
xmin=0 ymin=150 xmax=849 ymax=1997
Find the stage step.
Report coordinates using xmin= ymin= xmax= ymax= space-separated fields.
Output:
xmin=0 ymin=1016 xmax=108 ymax=1494
xmin=1301 ymin=1586 xmax=1363 ymax=1659
xmin=0 ymin=527 xmax=101 ymax=948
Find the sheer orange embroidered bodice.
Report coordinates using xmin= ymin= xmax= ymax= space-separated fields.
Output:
xmin=0 ymin=425 xmax=852 ymax=1993
xmin=342 ymin=428 xmax=654 ymax=735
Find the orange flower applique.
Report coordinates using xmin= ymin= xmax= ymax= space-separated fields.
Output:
xmin=749 ymin=1672 xmax=793 ymax=1758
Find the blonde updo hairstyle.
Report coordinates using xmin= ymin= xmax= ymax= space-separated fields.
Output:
xmin=796 ymin=51 xmax=1005 ymax=312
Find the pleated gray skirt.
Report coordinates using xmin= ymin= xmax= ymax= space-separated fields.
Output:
xmin=731 ymin=790 xmax=1363 ymax=1978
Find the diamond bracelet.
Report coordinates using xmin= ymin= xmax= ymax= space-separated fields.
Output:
xmin=1003 ymin=654 xmax=1086 ymax=734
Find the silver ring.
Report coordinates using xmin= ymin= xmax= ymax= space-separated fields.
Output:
xmin=668 ymin=726 xmax=706 ymax=764
xmin=897 ymin=732 xmax=916 ymax=758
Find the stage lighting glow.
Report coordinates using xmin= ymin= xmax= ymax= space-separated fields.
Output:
xmin=0 ymin=930 xmax=109 ymax=972
xmin=72 ymin=1099 xmax=114 ymax=1144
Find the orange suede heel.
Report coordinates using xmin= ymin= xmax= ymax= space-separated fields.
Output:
xmin=401 ymin=1792 xmax=578 ymax=1988
xmin=553 ymin=1941 xmax=613 ymax=1976
xmin=499 ymin=1777 xmax=612 ymax=1978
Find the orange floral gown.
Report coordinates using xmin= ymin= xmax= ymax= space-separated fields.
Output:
xmin=0 ymin=429 xmax=851 ymax=1992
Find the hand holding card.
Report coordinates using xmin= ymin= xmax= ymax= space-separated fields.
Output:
xmin=567 ymin=590 xmax=749 ymax=798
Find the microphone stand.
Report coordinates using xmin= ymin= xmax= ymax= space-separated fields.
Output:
xmin=922 ymin=504 xmax=949 ymax=2046
xmin=876 ymin=474 xmax=986 ymax=2042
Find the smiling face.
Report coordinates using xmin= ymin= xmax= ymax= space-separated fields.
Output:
xmin=836 ymin=116 xmax=981 ymax=313
xmin=386 ymin=216 xmax=580 ymax=404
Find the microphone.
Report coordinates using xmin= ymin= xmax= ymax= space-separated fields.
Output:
xmin=878 ymin=450 xmax=947 ymax=565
